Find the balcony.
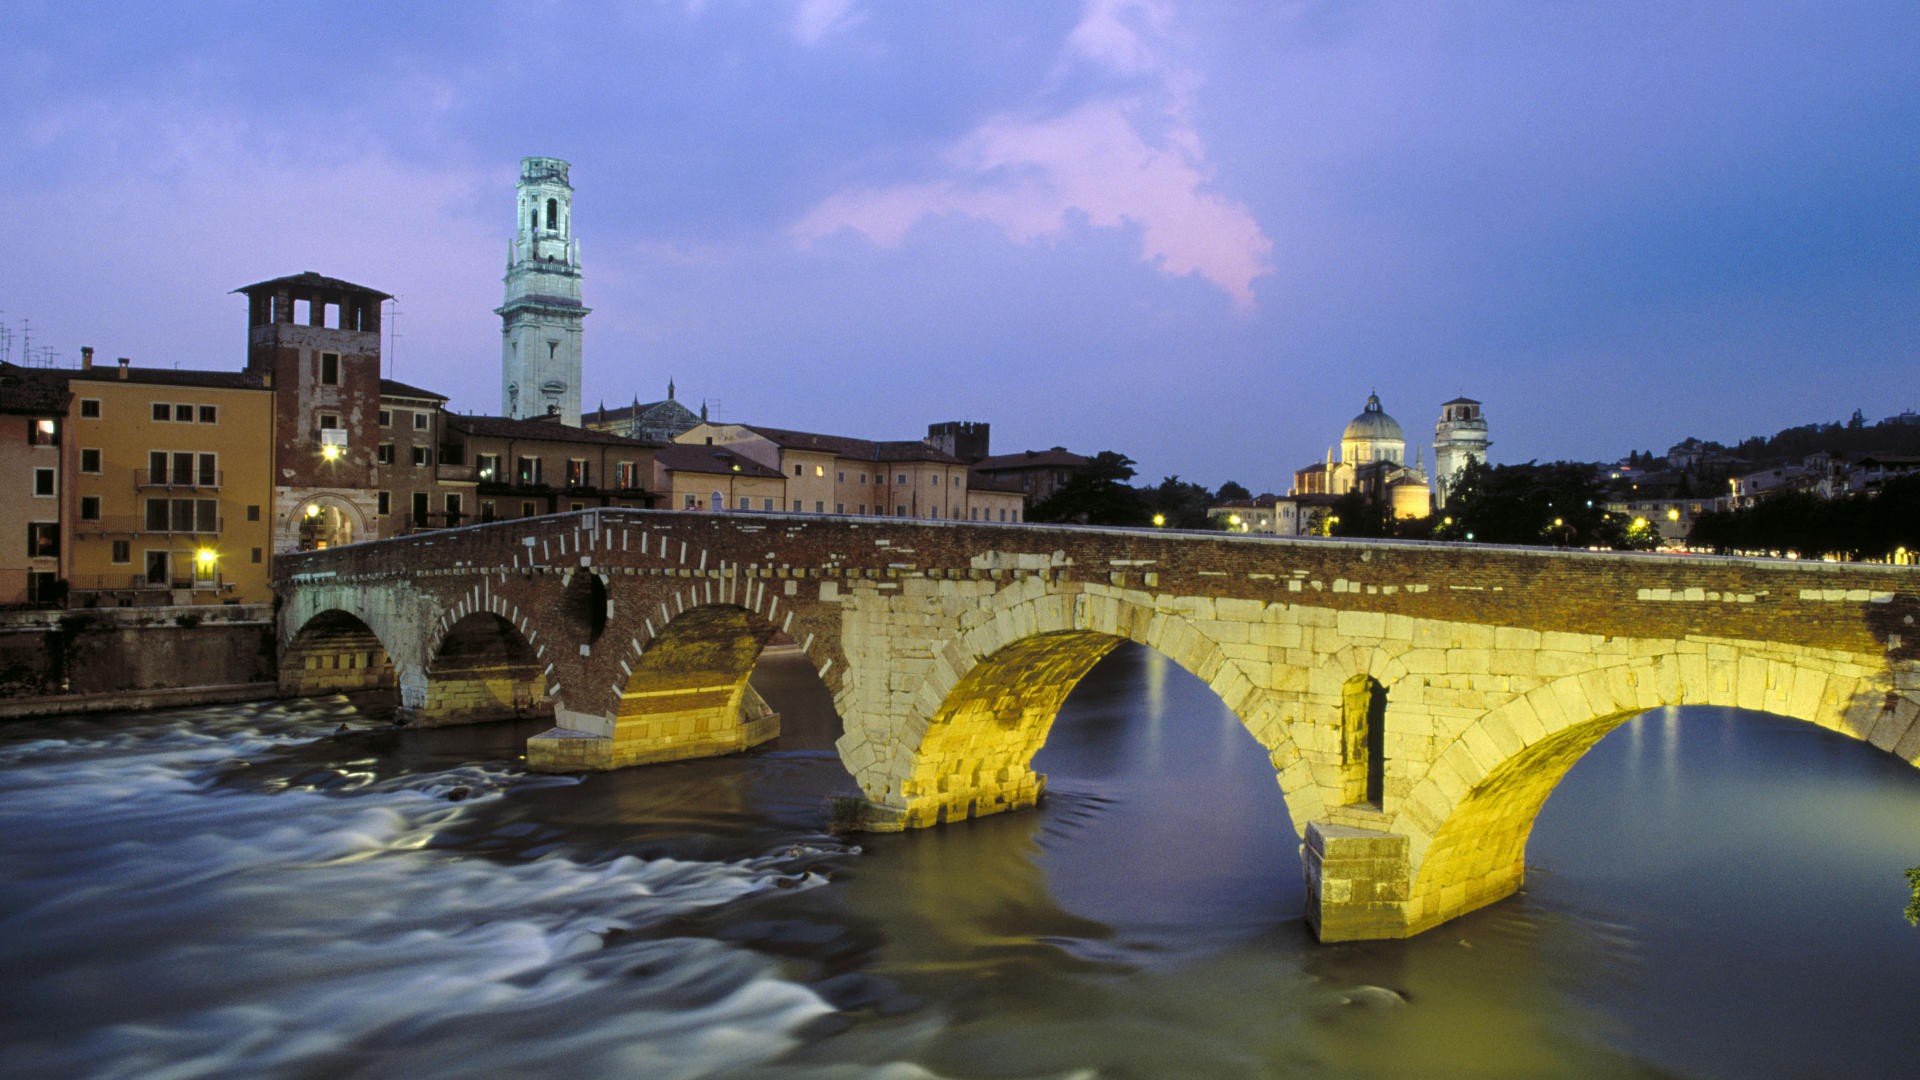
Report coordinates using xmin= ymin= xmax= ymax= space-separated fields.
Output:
xmin=136 ymin=469 xmax=222 ymax=490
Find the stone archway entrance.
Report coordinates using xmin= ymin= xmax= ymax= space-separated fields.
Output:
xmin=295 ymin=500 xmax=355 ymax=550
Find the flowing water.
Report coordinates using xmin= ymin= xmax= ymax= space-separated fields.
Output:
xmin=3 ymin=643 xmax=1918 ymax=1078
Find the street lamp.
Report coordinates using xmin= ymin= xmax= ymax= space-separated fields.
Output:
xmin=1152 ymin=513 xmax=1166 ymax=527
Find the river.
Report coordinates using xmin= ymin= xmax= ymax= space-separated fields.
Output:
xmin=2 ymin=643 xmax=1917 ymax=1078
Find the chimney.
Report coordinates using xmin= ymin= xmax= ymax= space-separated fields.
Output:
xmin=81 ymin=346 xmax=94 ymax=370
xmin=117 ymin=357 xmax=130 ymax=380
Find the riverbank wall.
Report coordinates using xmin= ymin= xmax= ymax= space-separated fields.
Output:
xmin=0 ymin=605 xmax=276 ymax=718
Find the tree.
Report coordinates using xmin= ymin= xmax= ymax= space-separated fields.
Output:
xmin=1028 ymin=451 xmax=1149 ymax=526
xmin=1442 ymin=459 xmax=1628 ymax=548
xmin=1215 ymin=479 xmax=1251 ymax=503
xmin=1142 ymin=475 xmax=1220 ymax=529
xmin=1907 ymin=866 xmax=1920 ymax=927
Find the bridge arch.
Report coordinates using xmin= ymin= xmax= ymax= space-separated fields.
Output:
xmin=416 ymin=612 xmax=550 ymax=726
xmin=602 ymin=601 xmax=792 ymax=768
xmin=279 ymin=607 xmax=398 ymax=698
xmin=1400 ymin=641 xmax=1920 ymax=935
xmin=839 ymin=588 xmax=1320 ymax=830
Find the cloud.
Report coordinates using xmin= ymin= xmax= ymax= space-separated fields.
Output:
xmin=791 ymin=0 xmax=861 ymax=46
xmin=789 ymin=0 xmax=1271 ymax=308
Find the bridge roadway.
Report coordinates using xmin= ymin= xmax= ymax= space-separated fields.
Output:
xmin=274 ymin=510 xmax=1920 ymax=941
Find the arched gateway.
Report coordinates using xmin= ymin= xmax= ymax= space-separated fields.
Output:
xmin=276 ymin=510 xmax=1920 ymax=941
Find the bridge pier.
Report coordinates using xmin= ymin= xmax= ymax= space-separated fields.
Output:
xmin=1303 ymin=822 xmax=1416 ymax=941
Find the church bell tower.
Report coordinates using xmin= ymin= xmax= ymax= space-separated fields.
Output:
xmin=498 ymin=156 xmax=589 ymax=425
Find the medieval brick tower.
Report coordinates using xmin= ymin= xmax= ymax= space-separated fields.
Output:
xmin=498 ymin=157 xmax=588 ymax=425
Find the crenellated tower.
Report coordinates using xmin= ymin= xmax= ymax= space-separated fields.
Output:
xmin=498 ymin=156 xmax=589 ymax=425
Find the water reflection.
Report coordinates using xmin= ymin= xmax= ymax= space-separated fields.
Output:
xmin=0 ymin=645 xmax=1916 ymax=1078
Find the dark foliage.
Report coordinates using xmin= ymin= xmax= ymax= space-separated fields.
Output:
xmin=1689 ymin=473 xmax=1920 ymax=559
xmin=1028 ymin=451 xmax=1149 ymax=526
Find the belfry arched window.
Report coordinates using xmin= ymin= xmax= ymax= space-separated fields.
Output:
xmin=546 ymin=198 xmax=558 ymax=230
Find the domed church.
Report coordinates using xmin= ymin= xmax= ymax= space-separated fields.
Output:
xmin=1292 ymin=393 xmax=1433 ymax=519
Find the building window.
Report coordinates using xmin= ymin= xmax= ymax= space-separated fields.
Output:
xmin=174 ymin=404 xmax=193 ymax=422
xmin=152 ymin=403 xmax=170 ymax=422
xmin=412 ymin=446 xmax=431 ymax=467
xmin=480 ymin=500 xmax=496 ymax=523
xmin=521 ymin=501 xmax=536 ymax=517
xmin=80 ymin=448 xmax=101 ymax=473
xmin=897 ymin=474 xmax=907 ymax=485
xmin=614 ymin=461 xmax=636 ymax=489
xmin=319 ymin=413 xmax=340 ymax=432
xmin=111 ymin=539 xmax=130 ymax=564
xmin=33 ymin=468 xmax=55 ymax=497
xmin=685 ymin=494 xmax=699 ymax=509
xmin=198 ymin=453 xmax=217 ymax=486
xmin=477 ymin=454 xmax=500 ymax=482
xmin=793 ymin=464 xmax=803 ymax=477
xmin=320 ymin=352 xmax=340 ymax=385
xmin=444 ymin=493 xmax=462 ymax=525
xmin=567 ymin=459 xmax=589 ymax=487
xmin=27 ymin=523 xmax=59 ymax=558
xmin=379 ymin=409 xmax=392 ymax=427
xmin=931 ymin=475 xmax=940 ymax=486
xmin=859 ymin=473 xmax=866 ymax=484
xmin=836 ymin=502 xmax=845 ymax=514
xmin=413 ymin=412 xmax=429 ymax=431
xmin=858 ymin=503 xmax=866 ymax=514
xmin=792 ymin=499 xmax=802 ymax=512
xmin=570 ymin=502 xmax=584 ymax=512
xmin=80 ymin=399 xmax=100 ymax=419
xmin=145 ymin=551 xmax=168 ymax=585
xmin=837 ymin=471 xmax=845 ymax=482
xmin=815 ymin=500 xmax=824 ymax=512
xmin=814 ymin=465 xmax=825 ymax=478
xmin=377 ymin=443 xmax=395 ymax=465
xmin=80 ymin=496 xmax=101 ymax=521
xmin=199 ymin=405 xmax=217 ymax=424
xmin=30 ymin=418 xmax=59 ymax=446
xmin=247 ymin=505 xmax=260 ymax=521
xmin=897 ymin=504 xmax=906 ymax=516
xmin=517 ymin=456 xmax=541 ymax=485
xmin=737 ymin=496 xmax=750 ymax=511
xmin=252 ymin=548 xmax=263 ymax=564
xmin=762 ymin=497 xmax=774 ymax=511
xmin=148 ymin=450 xmax=168 ymax=484
xmin=377 ymin=491 xmax=391 ymax=516
xmin=411 ymin=492 xmax=429 ymax=527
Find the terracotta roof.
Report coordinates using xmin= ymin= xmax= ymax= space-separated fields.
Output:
xmin=232 ymin=271 xmax=392 ymax=300
xmin=972 ymin=447 xmax=1089 ymax=471
xmin=66 ymin=364 xmax=266 ymax=391
xmin=739 ymin=424 xmax=963 ymax=464
xmin=655 ymin=441 xmax=785 ymax=478
xmin=0 ymin=363 xmax=71 ymax=415
xmin=449 ymin=413 xmax=660 ymax=447
xmin=381 ymin=378 xmax=446 ymax=401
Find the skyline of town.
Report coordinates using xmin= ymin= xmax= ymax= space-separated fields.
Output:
xmin=5 ymin=2 xmax=1917 ymax=488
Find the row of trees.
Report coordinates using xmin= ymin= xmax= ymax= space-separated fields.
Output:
xmin=1688 ymin=474 xmax=1920 ymax=560
xmin=1024 ymin=450 xmax=1918 ymax=560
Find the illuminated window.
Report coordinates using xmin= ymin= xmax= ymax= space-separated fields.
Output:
xmin=814 ymin=465 xmax=825 ymax=478
xmin=27 ymin=522 xmax=59 ymax=557
xmin=30 ymin=418 xmax=59 ymax=446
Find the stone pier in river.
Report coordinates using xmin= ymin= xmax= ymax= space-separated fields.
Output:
xmin=276 ymin=510 xmax=1920 ymax=941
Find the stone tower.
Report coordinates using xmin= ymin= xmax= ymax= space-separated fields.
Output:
xmin=1431 ymin=397 xmax=1490 ymax=508
xmin=498 ymin=156 xmax=589 ymax=425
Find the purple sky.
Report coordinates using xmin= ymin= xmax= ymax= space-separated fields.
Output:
xmin=4 ymin=1 xmax=1916 ymax=490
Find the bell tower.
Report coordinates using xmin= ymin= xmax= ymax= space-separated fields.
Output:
xmin=498 ymin=156 xmax=589 ymax=425
xmin=1431 ymin=397 xmax=1490 ymax=508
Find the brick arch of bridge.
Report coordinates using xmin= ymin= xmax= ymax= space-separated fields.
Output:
xmin=415 ymin=610 xmax=552 ymax=726
xmin=279 ymin=593 xmax=405 ymax=699
xmin=837 ymin=588 xmax=1324 ymax=831
xmin=1396 ymin=639 xmax=1920 ymax=936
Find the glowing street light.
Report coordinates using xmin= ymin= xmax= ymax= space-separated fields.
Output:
xmin=1152 ymin=513 xmax=1166 ymax=527
xmin=320 ymin=443 xmax=343 ymax=462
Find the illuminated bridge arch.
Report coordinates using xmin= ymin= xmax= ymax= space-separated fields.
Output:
xmin=279 ymin=608 xmax=398 ymax=698
xmin=837 ymin=588 xmax=1321 ymax=831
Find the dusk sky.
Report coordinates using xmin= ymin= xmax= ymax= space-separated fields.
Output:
xmin=4 ymin=1 xmax=1916 ymax=490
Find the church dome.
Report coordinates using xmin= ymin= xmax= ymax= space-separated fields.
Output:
xmin=1343 ymin=393 xmax=1404 ymax=443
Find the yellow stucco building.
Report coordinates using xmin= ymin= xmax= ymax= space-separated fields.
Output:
xmin=65 ymin=350 xmax=276 ymax=605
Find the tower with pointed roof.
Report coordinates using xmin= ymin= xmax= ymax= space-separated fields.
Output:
xmin=498 ymin=156 xmax=589 ymax=426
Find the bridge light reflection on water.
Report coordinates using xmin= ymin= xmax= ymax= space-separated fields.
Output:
xmin=0 ymin=643 xmax=1916 ymax=1077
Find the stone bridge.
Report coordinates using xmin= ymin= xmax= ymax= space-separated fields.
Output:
xmin=273 ymin=510 xmax=1920 ymax=940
